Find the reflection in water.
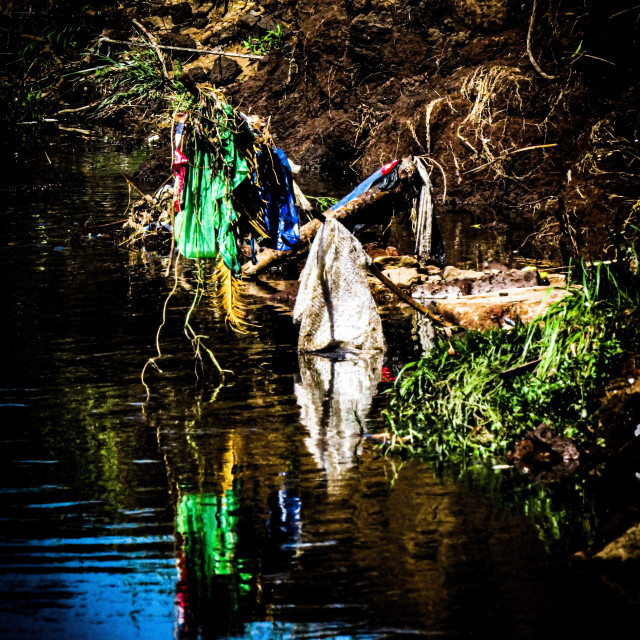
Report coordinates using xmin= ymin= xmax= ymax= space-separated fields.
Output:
xmin=265 ymin=487 xmax=302 ymax=560
xmin=3 ymin=132 xmax=640 ymax=640
xmin=162 ymin=413 xmax=302 ymax=639
xmin=176 ymin=487 xmax=258 ymax=638
xmin=295 ymin=352 xmax=383 ymax=488
xmin=158 ymin=419 xmax=263 ymax=638
xmin=413 ymin=312 xmax=436 ymax=356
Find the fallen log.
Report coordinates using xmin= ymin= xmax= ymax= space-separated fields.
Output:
xmin=241 ymin=157 xmax=417 ymax=277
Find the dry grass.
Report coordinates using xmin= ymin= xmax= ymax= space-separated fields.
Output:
xmin=457 ymin=65 xmax=530 ymax=174
xmin=209 ymin=256 xmax=255 ymax=334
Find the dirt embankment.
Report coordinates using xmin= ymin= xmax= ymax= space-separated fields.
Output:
xmin=2 ymin=0 xmax=639 ymax=261
xmin=199 ymin=0 xmax=639 ymax=265
xmin=146 ymin=1 xmax=638 ymax=263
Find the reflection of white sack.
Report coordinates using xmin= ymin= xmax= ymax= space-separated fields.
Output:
xmin=293 ymin=218 xmax=385 ymax=353
xmin=295 ymin=352 xmax=383 ymax=490
xmin=415 ymin=311 xmax=436 ymax=356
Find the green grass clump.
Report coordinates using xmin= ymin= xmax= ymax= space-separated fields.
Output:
xmin=382 ymin=263 xmax=640 ymax=462
xmin=243 ymin=25 xmax=284 ymax=56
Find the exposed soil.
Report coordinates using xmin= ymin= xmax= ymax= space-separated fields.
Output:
xmin=2 ymin=0 xmax=639 ymax=263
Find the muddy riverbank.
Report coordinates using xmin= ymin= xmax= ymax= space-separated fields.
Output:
xmin=3 ymin=0 xmax=639 ymax=263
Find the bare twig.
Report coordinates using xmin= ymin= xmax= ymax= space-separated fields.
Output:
xmin=56 ymin=101 xmax=102 ymax=115
xmin=462 ymin=143 xmax=557 ymax=174
xmin=610 ymin=4 xmax=640 ymax=18
xmin=58 ymin=124 xmax=92 ymax=135
xmin=122 ymin=174 xmax=148 ymax=199
xmin=95 ymin=36 xmax=264 ymax=61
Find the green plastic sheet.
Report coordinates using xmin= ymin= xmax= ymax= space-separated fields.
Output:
xmin=174 ymin=105 xmax=249 ymax=272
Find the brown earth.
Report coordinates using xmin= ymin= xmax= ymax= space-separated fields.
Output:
xmin=211 ymin=0 xmax=640 ymax=264
xmin=4 ymin=0 xmax=638 ymax=263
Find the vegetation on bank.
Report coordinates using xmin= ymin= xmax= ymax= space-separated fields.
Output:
xmin=382 ymin=259 xmax=640 ymax=462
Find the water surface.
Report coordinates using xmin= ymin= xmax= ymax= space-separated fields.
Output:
xmin=1 ymin=129 xmax=638 ymax=639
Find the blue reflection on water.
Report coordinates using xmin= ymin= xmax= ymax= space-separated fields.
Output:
xmin=0 ymin=564 xmax=177 ymax=639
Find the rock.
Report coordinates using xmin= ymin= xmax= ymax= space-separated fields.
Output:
xmin=442 ymin=265 xmax=484 ymax=280
xmin=442 ymin=265 xmax=461 ymax=279
xmin=597 ymin=371 xmax=640 ymax=453
xmin=509 ymin=424 xmax=580 ymax=481
xmin=183 ymin=66 xmax=208 ymax=84
xmin=547 ymin=273 xmax=567 ymax=287
xmin=435 ymin=286 xmax=574 ymax=331
xmin=418 ymin=267 xmax=539 ymax=299
xmin=204 ymin=24 xmax=237 ymax=46
xmin=596 ymin=523 xmax=640 ymax=562
xmin=469 ymin=268 xmax=538 ymax=294
xmin=373 ymin=255 xmax=420 ymax=270
xmin=238 ymin=13 xmax=260 ymax=31
xmin=362 ymin=243 xmax=387 ymax=261
xmin=381 ymin=267 xmax=423 ymax=289
xmin=413 ymin=282 xmax=468 ymax=299
xmin=208 ymin=56 xmax=242 ymax=86
xmin=257 ymin=15 xmax=280 ymax=34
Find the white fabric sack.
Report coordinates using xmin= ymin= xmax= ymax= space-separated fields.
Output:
xmin=293 ymin=218 xmax=385 ymax=353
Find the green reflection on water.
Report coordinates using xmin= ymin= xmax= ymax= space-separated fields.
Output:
xmin=454 ymin=463 xmax=615 ymax=556
xmin=176 ymin=483 xmax=259 ymax=638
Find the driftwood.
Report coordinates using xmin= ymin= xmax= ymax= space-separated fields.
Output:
xmin=242 ymin=157 xmax=417 ymax=277
xmin=367 ymin=261 xmax=454 ymax=328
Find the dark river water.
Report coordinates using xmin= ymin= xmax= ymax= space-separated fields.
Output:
xmin=1 ymin=129 xmax=639 ymax=639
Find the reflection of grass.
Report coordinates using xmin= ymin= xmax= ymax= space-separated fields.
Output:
xmin=456 ymin=464 xmax=604 ymax=556
xmin=382 ymin=263 xmax=640 ymax=462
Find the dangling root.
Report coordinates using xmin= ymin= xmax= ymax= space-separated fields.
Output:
xmin=210 ymin=256 xmax=256 ymax=333
xmin=141 ymin=255 xmax=233 ymax=399
xmin=141 ymin=252 xmax=182 ymax=400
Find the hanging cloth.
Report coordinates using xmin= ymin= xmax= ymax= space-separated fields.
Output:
xmin=293 ymin=218 xmax=385 ymax=353
xmin=257 ymin=146 xmax=300 ymax=251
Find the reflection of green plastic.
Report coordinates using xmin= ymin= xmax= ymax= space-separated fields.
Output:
xmin=174 ymin=104 xmax=248 ymax=272
xmin=177 ymin=491 xmax=240 ymax=577
xmin=176 ymin=486 xmax=256 ymax=637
